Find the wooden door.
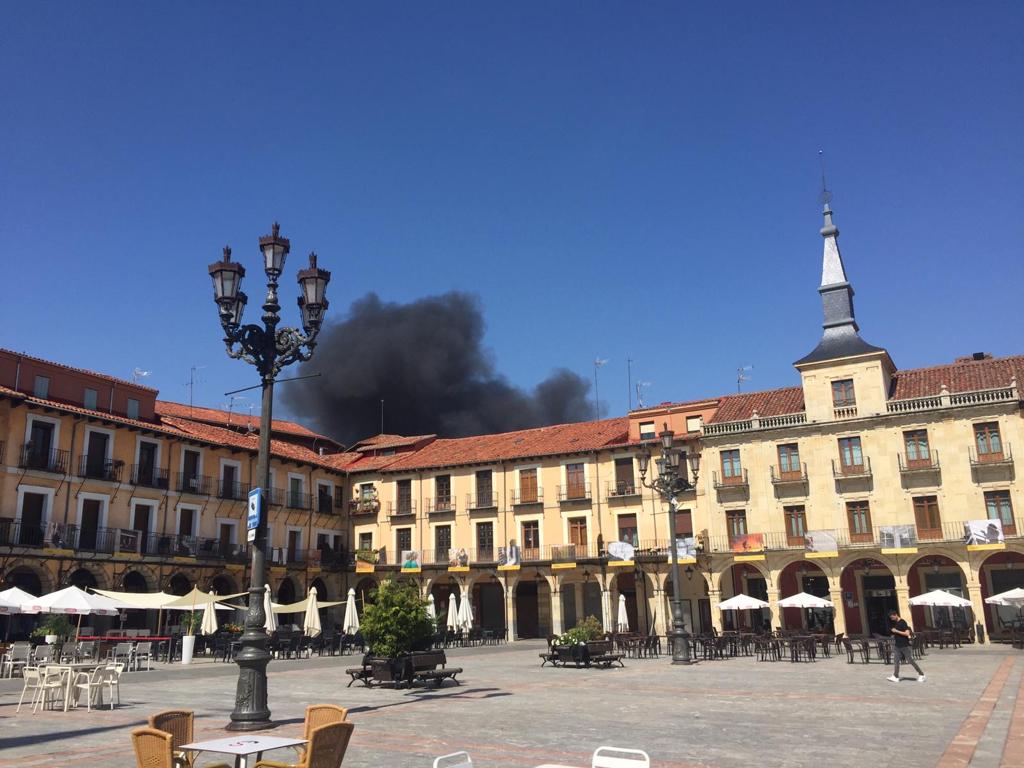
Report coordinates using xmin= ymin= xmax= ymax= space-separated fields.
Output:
xmin=133 ymin=504 xmax=152 ymax=554
xmin=19 ymin=492 xmax=46 ymax=546
xmin=80 ymin=499 xmax=101 ymax=550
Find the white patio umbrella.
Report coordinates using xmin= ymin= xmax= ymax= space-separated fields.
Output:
xmin=302 ymin=586 xmax=322 ymax=638
xmin=21 ymin=586 xmax=125 ymax=616
xmin=717 ymin=593 xmax=770 ymax=611
xmin=616 ymin=593 xmax=630 ymax=632
xmin=200 ymin=591 xmax=219 ymax=636
xmin=263 ymin=584 xmax=278 ymax=633
xmin=343 ymin=588 xmax=360 ymax=635
xmin=426 ymin=593 xmax=437 ymax=621
xmin=457 ymin=588 xmax=473 ymax=631
xmin=0 ymin=586 xmax=36 ymax=606
xmin=777 ymin=592 xmax=834 ymax=609
xmin=446 ymin=590 xmax=459 ymax=631
xmin=985 ymin=587 xmax=1024 ymax=606
xmin=908 ymin=589 xmax=973 ymax=608
xmin=0 ymin=593 xmax=18 ymax=614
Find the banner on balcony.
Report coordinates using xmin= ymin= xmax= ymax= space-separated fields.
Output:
xmin=401 ymin=550 xmax=422 ymax=572
xmin=804 ymin=530 xmax=839 ymax=557
xmin=730 ymin=533 xmax=764 ymax=554
xmin=666 ymin=537 xmax=697 ymax=564
xmin=879 ymin=525 xmax=917 ymax=554
xmin=448 ymin=548 xmax=470 ymax=568
xmin=607 ymin=541 xmax=635 ymax=561
xmin=355 ymin=560 xmax=375 ymax=573
xmin=497 ymin=544 xmax=520 ymax=567
xmin=965 ymin=519 xmax=1006 ymax=550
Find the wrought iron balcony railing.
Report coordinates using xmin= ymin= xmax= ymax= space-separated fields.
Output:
xmin=557 ymin=483 xmax=592 ymax=503
xmin=19 ymin=444 xmax=70 ymax=474
xmin=131 ymin=464 xmax=169 ymax=489
xmin=176 ymin=473 xmax=213 ymax=496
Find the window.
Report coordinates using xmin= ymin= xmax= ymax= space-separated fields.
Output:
xmin=846 ymin=501 xmax=872 ymax=543
xmin=568 ymin=517 xmax=587 ymax=550
xmin=182 ymin=449 xmax=201 ymax=490
xmin=289 ymin=476 xmax=305 ymax=508
xmin=565 ymin=462 xmax=586 ymax=499
xmin=221 ymin=464 xmax=238 ymax=499
xmin=136 ymin=441 xmax=160 ymax=487
xmin=359 ymin=483 xmax=376 ymax=500
xmin=617 ymin=514 xmax=638 ymax=546
xmin=519 ymin=468 xmax=538 ymax=504
xmin=434 ymin=475 xmax=452 ymax=510
xmin=178 ymin=507 xmax=196 ymax=538
xmin=396 ymin=479 xmax=412 ymax=514
xmin=720 ymin=449 xmax=743 ymax=484
xmin=434 ymin=525 xmax=451 ymax=559
xmin=675 ymin=508 xmax=693 ymax=539
xmin=395 ymin=528 xmax=412 ymax=553
xmin=985 ymin=491 xmax=1015 ymax=535
xmin=777 ymin=444 xmax=801 ymax=479
xmin=317 ymin=482 xmax=334 ymax=513
xmin=33 ymin=376 xmax=50 ymax=398
xmin=686 ymin=416 xmax=702 ymax=433
xmin=838 ymin=437 xmax=864 ymax=473
xmin=287 ymin=529 xmax=302 ymax=562
xmin=358 ymin=532 xmax=373 ymax=551
xmin=521 ymin=520 xmax=540 ymax=556
xmin=639 ymin=421 xmax=655 ymax=440
xmin=612 ymin=458 xmax=635 ymax=495
xmin=975 ymin=422 xmax=1004 ymax=461
xmin=475 ymin=470 xmax=493 ymax=507
xmin=904 ymin=430 xmax=932 ymax=468
xmin=726 ymin=510 xmax=747 ymax=538
xmin=784 ymin=505 xmax=807 ymax=545
xmin=83 ymin=388 xmax=98 ymax=410
xmin=831 ymin=379 xmax=856 ymax=408
xmin=913 ymin=496 xmax=942 ymax=539
xmin=476 ymin=522 xmax=494 ymax=559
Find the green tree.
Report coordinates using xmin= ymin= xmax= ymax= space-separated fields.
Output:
xmin=360 ymin=580 xmax=434 ymax=658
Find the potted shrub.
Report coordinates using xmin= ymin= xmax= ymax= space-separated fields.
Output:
xmin=31 ymin=615 xmax=74 ymax=644
xmin=360 ymin=580 xmax=433 ymax=685
xmin=180 ymin=611 xmax=202 ymax=664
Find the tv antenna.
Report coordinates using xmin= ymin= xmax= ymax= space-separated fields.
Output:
xmin=131 ymin=368 xmax=152 ymax=384
xmin=185 ymin=365 xmax=205 ymax=413
xmin=737 ymin=365 xmax=753 ymax=393
xmin=222 ymin=395 xmax=248 ymax=426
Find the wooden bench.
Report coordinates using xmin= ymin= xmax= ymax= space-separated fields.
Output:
xmin=586 ymin=640 xmax=624 ymax=669
xmin=408 ymin=650 xmax=463 ymax=687
xmin=345 ymin=654 xmax=373 ymax=687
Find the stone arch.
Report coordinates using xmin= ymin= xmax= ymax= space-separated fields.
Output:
xmin=839 ymin=556 xmax=899 ymax=637
xmin=210 ymin=573 xmax=238 ymax=597
xmin=471 ymin=573 xmax=506 ymax=633
xmin=777 ymin=560 xmax=832 ymax=632
xmin=4 ymin=562 xmax=49 ymax=595
xmin=65 ymin=565 xmax=103 ymax=590
xmin=978 ymin=550 xmax=1024 ymax=639
xmin=353 ymin=576 xmax=378 ymax=614
xmin=310 ymin=577 xmax=329 ymax=600
xmin=167 ymin=572 xmax=192 ymax=596
xmin=718 ymin=562 xmax=771 ymax=631
xmin=512 ymin=571 xmax=553 ymax=639
xmin=121 ymin=570 xmax=150 ymax=593
xmin=907 ymin=553 xmax=970 ymax=631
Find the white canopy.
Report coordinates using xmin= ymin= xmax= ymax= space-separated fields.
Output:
xmin=21 ymin=586 xmax=126 ymax=616
xmin=777 ymin=592 xmax=834 ymax=609
xmin=457 ymin=589 xmax=473 ymax=632
xmin=343 ymin=588 xmax=359 ymax=635
xmin=164 ymin=587 xmax=248 ymax=610
xmin=302 ymin=587 xmax=322 ymax=638
xmin=985 ymin=587 xmax=1024 ymax=606
xmin=446 ymin=591 xmax=459 ymax=631
xmin=616 ymin=593 xmax=630 ymax=632
xmin=908 ymin=589 xmax=973 ymax=608
xmin=263 ymin=584 xmax=278 ymax=634
xmin=426 ymin=593 xmax=437 ymax=621
xmin=718 ymin=593 xmax=770 ymax=611
xmin=94 ymin=589 xmax=177 ymax=609
xmin=272 ymin=597 xmax=344 ymax=614
xmin=93 ymin=587 xmax=247 ymax=610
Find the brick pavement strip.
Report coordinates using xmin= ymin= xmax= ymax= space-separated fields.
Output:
xmin=0 ymin=642 xmax=1019 ymax=768
xmin=935 ymin=656 xmax=1014 ymax=768
xmin=999 ymin=665 xmax=1024 ymax=768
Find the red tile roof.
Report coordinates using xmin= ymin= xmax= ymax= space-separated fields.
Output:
xmin=155 ymin=400 xmax=324 ymax=440
xmin=351 ymin=434 xmax=436 ymax=452
xmin=890 ymin=355 xmax=1024 ymax=400
xmin=373 ymin=418 xmax=631 ymax=473
xmin=0 ymin=348 xmax=158 ymax=393
xmin=707 ymin=387 xmax=806 ymax=424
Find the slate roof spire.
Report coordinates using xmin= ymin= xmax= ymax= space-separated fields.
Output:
xmin=794 ymin=180 xmax=886 ymax=366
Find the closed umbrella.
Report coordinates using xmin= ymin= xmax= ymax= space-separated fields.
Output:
xmin=617 ymin=594 xmax=630 ymax=632
xmin=457 ymin=589 xmax=473 ymax=631
xmin=446 ymin=590 xmax=459 ymax=631
xmin=263 ymin=584 xmax=278 ymax=634
xmin=908 ymin=589 xmax=973 ymax=608
xmin=778 ymin=592 xmax=834 ymax=609
xmin=200 ymin=591 xmax=219 ymax=636
xmin=343 ymin=588 xmax=360 ymax=635
xmin=303 ymin=587 xmax=322 ymax=638
xmin=426 ymin=593 xmax=437 ymax=621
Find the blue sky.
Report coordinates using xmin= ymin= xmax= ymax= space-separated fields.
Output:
xmin=2 ymin=2 xmax=1022 ymax=425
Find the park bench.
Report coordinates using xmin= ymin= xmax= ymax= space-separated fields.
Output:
xmin=345 ymin=653 xmax=373 ymax=687
xmin=586 ymin=640 xmax=624 ymax=669
xmin=408 ymin=650 xmax=463 ymax=687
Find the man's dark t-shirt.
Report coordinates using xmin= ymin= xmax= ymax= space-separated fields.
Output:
xmin=891 ymin=618 xmax=911 ymax=647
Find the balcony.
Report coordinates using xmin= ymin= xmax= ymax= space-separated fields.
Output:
xmin=832 ymin=456 xmax=873 ymax=481
xmin=176 ymin=473 xmax=213 ymax=496
xmin=77 ymin=455 xmax=124 ymax=482
xmin=387 ymin=500 xmax=416 ymax=518
xmin=547 ymin=542 xmax=599 ymax=562
xmin=770 ymin=464 xmax=808 ymax=486
xmin=348 ymin=498 xmax=380 ymax=517
xmin=287 ymin=491 xmax=311 ymax=511
xmin=316 ymin=493 xmax=336 ymax=515
xmin=19 ymin=445 xmax=70 ymax=474
xmin=466 ymin=493 xmax=498 ymax=511
xmin=970 ymin=444 xmax=1014 ymax=479
xmin=713 ymin=469 xmax=749 ymax=491
xmin=557 ymin=483 xmax=591 ymax=503
xmin=471 ymin=547 xmax=497 ymax=564
xmin=511 ymin=489 xmax=544 ymax=507
xmin=131 ymin=464 xmax=169 ymax=490
xmin=833 ymin=405 xmax=858 ymax=420
xmin=427 ymin=496 xmax=455 ymax=515
xmin=606 ymin=479 xmax=641 ymax=500
xmin=898 ymin=451 xmax=941 ymax=474
xmin=265 ymin=487 xmax=285 ymax=506
xmin=217 ymin=480 xmax=250 ymax=501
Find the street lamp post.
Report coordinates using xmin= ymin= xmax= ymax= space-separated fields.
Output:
xmin=208 ymin=223 xmax=330 ymax=730
xmin=637 ymin=424 xmax=701 ymax=665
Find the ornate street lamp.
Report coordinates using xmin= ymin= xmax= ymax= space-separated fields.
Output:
xmin=637 ymin=424 xmax=701 ymax=665
xmin=208 ymin=223 xmax=330 ymax=731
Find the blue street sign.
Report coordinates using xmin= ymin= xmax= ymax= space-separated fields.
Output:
xmin=247 ymin=487 xmax=262 ymax=531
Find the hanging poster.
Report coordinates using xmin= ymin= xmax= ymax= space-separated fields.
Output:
xmin=401 ymin=550 xmax=422 ymax=572
xmin=964 ymin=519 xmax=1005 ymax=548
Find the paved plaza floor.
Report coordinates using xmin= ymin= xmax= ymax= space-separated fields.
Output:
xmin=0 ymin=640 xmax=1022 ymax=768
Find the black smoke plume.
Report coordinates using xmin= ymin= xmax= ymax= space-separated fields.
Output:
xmin=283 ymin=292 xmax=594 ymax=445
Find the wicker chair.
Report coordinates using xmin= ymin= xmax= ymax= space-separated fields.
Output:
xmin=148 ymin=710 xmax=195 ymax=768
xmin=131 ymin=727 xmax=176 ymax=768
xmin=292 ymin=705 xmax=349 ymax=761
xmin=254 ymin=721 xmax=354 ymax=768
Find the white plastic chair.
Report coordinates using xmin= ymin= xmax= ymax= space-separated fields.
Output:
xmin=433 ymin=752 xmax=473 ymax=768
xmin=3 ymin=643 xmax=31 ymax=678
xmin=73 ymin=667 xmax=114 ymax=711
xmin=17 ymin=667 xmax=66 ymax=713
xmin=592 ymin=747 xmax=651 ymax=768
xmin=135 ymin=641 xmax=153 ymax=671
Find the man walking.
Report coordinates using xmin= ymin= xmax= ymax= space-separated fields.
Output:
xmin=887 ymin=609 xmax=925 ymax=682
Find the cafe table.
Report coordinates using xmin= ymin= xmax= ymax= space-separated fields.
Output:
xmin=39 ymin=661 xmax=105 ymax=712
xmin=180 ymin=735 xmax=307 ymax=768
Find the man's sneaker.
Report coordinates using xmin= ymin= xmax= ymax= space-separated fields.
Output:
xmin=918 ymin=675 xmax=926 ymax=682
xmin=887 ymin=675 xmax=900 ymax=682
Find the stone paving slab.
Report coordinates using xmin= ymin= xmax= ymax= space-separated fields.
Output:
xmin=0 ymin=642 xmax=1019 ymax=768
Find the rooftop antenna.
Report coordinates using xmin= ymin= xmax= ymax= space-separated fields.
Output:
xmin=131 ymin=368 xmax=151 ymax=384
xmin=818 ymin=149 xmax=833 ymax=208
xmin=635 ymin=381 xmax=651 ymax=409
xmin=593 ymin=358 xmax=608 ymax=419
xmin=222 ymin=394 xmax=248 ymax=427
xmin=185 ymin=365 xmax=205 ymax=415
xmin=246 ymin=403 xmax=256 ymax=434
xmin=737 ymin=365 xmax=753 ymax=393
